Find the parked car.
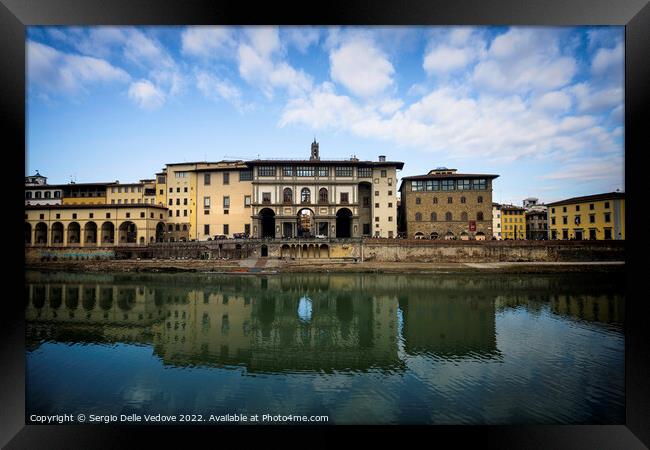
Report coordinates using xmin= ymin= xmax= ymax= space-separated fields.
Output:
xmin=214 ymin=234 xmax=228 ymax=240
xmin=233 ymin=232 xmax=249 ymax=239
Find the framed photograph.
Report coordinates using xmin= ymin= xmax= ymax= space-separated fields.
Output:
xmin=3 ymin=0 xmax=649 ymax=447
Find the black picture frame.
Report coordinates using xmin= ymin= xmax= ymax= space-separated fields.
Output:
xmin=2 ymin=0 xmax=648 ymax=447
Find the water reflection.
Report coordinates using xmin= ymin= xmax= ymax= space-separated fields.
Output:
xmin=26 ymin=271 xmax=625 ymax=424
xmin=25 ymin=271 xmax=624 ymax=373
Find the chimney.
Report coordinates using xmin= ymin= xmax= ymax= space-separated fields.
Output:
xmin=379 ymin=155 xmax=386 ymax=162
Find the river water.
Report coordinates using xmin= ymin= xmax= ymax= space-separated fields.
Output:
xmin=25 ymin=270 xmax=624 ymax=425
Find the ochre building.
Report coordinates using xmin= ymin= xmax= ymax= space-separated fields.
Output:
xmin=398 ymin=168 xmax=498 ymax=240
xmin=547 ymin=192 xmax=625 ymax=240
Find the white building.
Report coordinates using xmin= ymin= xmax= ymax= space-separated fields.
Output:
xmin=25 ymin=172 xmax=62 ymax=206
xmin=492 ymin=203 xmax=502 ymax=239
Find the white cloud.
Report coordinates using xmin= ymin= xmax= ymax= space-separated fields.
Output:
xmin=195 ymin=71 xmax=249 ymax=112
xmin=570 ymin=83 xmax=623 ymax=114
xmin=127 ymin=79 xmax=165 ymax=110
xmin=329 ymin=36 xmax=395 ymax=98
xmin=423 ymin=27 xmax=485 ymax=75
xmin=27 ymin=40 xmax=130 ymax=94
xmin=471 ymin=28 xmax=577 ymax=94
xmin=282 ymin=27 xmax=320 ymax=53
xmin=237 ymin=27 xmax=313 ymax=99
xmin=181 ymin=26 xmax=236 ymax=58
xmin=534 ymin=91 xmax=572 ymax=113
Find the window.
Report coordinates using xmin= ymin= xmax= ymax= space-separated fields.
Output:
xmin=204 ymin=173 xmax=211 ymax=185
xmin=224 ymin=209 xmax=229 ymax=214
xmin=388 ymin=202 xmax=392 ymax=207
xmin=239 ymin=170 xmax=252 ymax=181
xmin=457 ymin=179 xmax=471 ymax=190
xmin=35 ymin=191 xmax=42 ymax=199
xmin=125 ymin=213 xmax=130 ymax=218
xmin=415 ymin=213 xmax=422 ymax=221
xmin=375 ymin=217 xmax=380 ymax=222
xmin=604 ymin=202 xmax=610 ymax=209
xmin=388 ymin=190 xmax=392 ymax=196
xmin=176 ymin=224 xmax=181 ymax=231
xmin=381 ymin=170 xmax=387 ymax=177
xmin=433 ymin=197 xmax=438 ymax=204
xmin=177 ymin=187 xmax=180 ymax=193
xmin=204 ymin=209 xmax=210 ymax=215
xmin=204 ymin=225 xmax=210 ymax=235
xmin=223 ymin=196 xmax=230 ymax=208
xmin=375 ymin=203 xmax=379 ymax=208
xmin=358 ymin=167 xmax=372 ymax=177
xmin=184 ymin=187 xmax=188 ymax=193
xmin=297 ymin=166 xmax=315 ymax=177
xmin=150 ymin=213 xmax=154 ymax=218
xmin=168 ymin=225 xmax=173 ymax=232
xmin=223 ymin=172 xmax=230 ymax=185
xmin=301 ymin=188 xmax=311 ymax=203
xmin=223 ymin=224 xmax=229 ymax=235
xmin=562 ymin=229 xmax=569 ymax=240
xmin=55 ymin=213 xmax=60 ymax=219
xmin=319 ymin=188 xmax=328 ymax=203
xmin=461 ymin=212 xmax=468 ymax=221
xmin=318 ymin=166 xmax=329 ymax=177
xmin=131 ymin=187 xmax=135 ymax=193
xmin=576 ymin=205 xmax=580 ymax=211
xmin=447 ymin=197 xmax=453 ymax=204
xmin=282 ymin=166 xmax=294 ymax=177
xmin=460 ymin=196 xmax=466 ymax=204
xmin=562 ymin=216 xmax=568 ymax=225
xmin=340 ymin=192 xmax=349 ymax=204
xmin=336 ymin=166 xmax=353 ymax=177
xmin=111 ymin=199 xmax=116 ymax=204
xmin=169 ymin=210 xmax=172 ymax=217
xmin=388 ymin=178 xmax=393 ymax=186
xmin=184 ymin=210 xmax=188 ymax=217
xmin=44 ymin=191 xmax=51 ymax=198
xmin=472 ymin=179 xmax=487 ymax=190
xmin=175 ymin=172 xmax=188 ymax=178
xmin=589 ymin=203 xmax=594 ymax=210
xmin=426 ymin=180 xmax=440 ymax=191
xmin=245 ymin=224 xmax=251 ymax=235
xmin=604 ymin=228 xmax=612 ymax=239
xmin=157 ymin=176 xmax=166 ymax=184
xmin=258 ymin=166 xmax=276 ymax=177
xmin=551 ymin=207 xmax=555 ymax=214
xmin=375 ymin=190 xmax=379 ymax=196
xmin=89 ymin=213 xmax=93 ymax=219
xmin=411 ymin=180 xmax=425 ymax=191
xmin=140 ymin=212 xmax=145 ymax=218
xmin=283 ymin=188 xmax=293 ymax=203
xmin=478 ymin=196 xmax=483 ymax=203
xmin=262 ymin=192 xmax=271 ymax=204
xmin=169 ymin=188 xmax=173 ymax=193
xmin=589 ymin=214 xmax=595 ymax=223
xmin=118 ymin=199 xmax=122 ymax=204
xmin=415 ymin=197 xmax=421 ymax=205
xmin=551 ymin=217 xmax=556 ymax=225
xmin=54 ymin=191 xmax=60 ymax=198
xmin=477 ymin=211 xmax=484 ymax=221
xmin=562 ymin=206 xmax=567 ymax=213
xmin=176 ymin=210 xmax=180 ymax=217
xmin=244 ymin=196 xmax=251 ymax=207
xmin=604 ymin=212 xmax=611 ymax=223
xmin=431 ymin=212 xmax=437 ymax=221
xmin=445 ymin=212 xmax=452 ymax=221
xmin=441 ymin=179 xmax=455 ymax=190
xmin=176 ymin=199 xmax=180 ymax=205
xmin=204 ymin=197 xmax=210 ymax=208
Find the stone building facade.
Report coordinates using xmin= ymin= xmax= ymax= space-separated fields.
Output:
xmin=249 ymin=141 xmax=403 ymax=239
xmin=398 ymin=168 xmax=498 ymax=240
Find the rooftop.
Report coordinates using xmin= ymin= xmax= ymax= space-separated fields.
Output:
xmin=546 ymin=192 xmax=625 ymax=207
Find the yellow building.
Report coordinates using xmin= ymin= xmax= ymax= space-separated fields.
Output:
xmin=194 ymin=162 xmax=253 ymax=240
xmin=106 ymin=180 xmax=156 ymax=205
xmin=547 ymin=192 xmax=625 ymax=240
xmin=500 ymin=205 xmax=526 ymax=240
xmin=60 ymin=182 xmax=109 ymax=205
xmin=25 ymin=204 xmax=168 ymax=246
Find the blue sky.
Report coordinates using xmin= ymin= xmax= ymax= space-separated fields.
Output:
xmin=26 ymin=26 xmax=624 ymax=204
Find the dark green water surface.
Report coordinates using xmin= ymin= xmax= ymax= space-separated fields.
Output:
xmin=25 ymin=270 xmax=624 ymax=424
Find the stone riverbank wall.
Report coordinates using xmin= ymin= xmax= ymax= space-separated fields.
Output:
xmin=26 ymin=239 xmax=624 ymax=263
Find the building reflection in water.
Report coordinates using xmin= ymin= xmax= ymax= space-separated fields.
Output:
xmin=25 ymin=272 xmax=624 ymax=373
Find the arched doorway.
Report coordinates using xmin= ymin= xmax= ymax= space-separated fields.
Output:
xmin=261 ymin=244 xmax=268 ymax=257
xmin=430 ymin=232 xmax=439 ymax=240
xmin=156 ymin=222 xmax=165 ymax=242
xmin=336 ymin=208 xmax=352 ymax=238
xmin=101 ymin=222 xmax=115 ymax=244
xmin=25 ymin=222 xmax=32 ymax=245
xmin=281 ymin=244 xmax=290 ymax=258
xmin=297 ymin=208 xmax=314 ymax=238
xmin=51 ymin=222 xmax=64 ymax=245
xmin=475 ymin=232 xmax=486 ymax=241
xmin=119 ymin=221 xmax=137 ymax=243
xmin=67 ymin=222 xmax=80 ymax=245
xmin=84 ymin=222 xmax=97 ymax=245
xmin=35 ymin=222 xmax=47 ymax=244
xmin=319 ymin=244 xmax=329 ymax=258
xmin=460 ymin=231 xmax=470 ymax=240
xmin=260 ymin=208 xmax=275 ymax=238
xmin=414 ymin=232 xmax=425 ymax=239
xmin=444 ymin=231 xmax=455 ymax=240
